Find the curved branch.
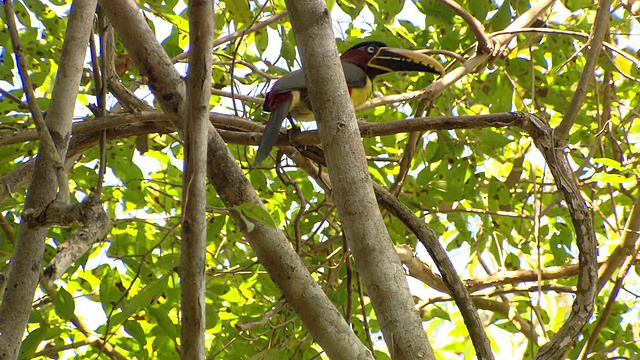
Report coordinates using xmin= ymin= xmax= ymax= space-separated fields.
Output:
xmin=520 ymin=114 xmax=598 ymax=360
xmin=436 ymin=0 xmax=492 ymax=53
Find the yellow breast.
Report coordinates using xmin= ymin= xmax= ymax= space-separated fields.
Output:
xmin=287 ymin=77 xmax=372 ymax=121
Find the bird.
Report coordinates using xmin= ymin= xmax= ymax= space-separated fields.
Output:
xmin=254 ymin=41 xmax=444 ymax=166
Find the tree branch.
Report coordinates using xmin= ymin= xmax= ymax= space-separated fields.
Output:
xmin=0 ymin=1 xmax=99 ymax=357
xmin=41 ymin=200 xmax=111 ymax=285
xmin=99 ymin=0 xmax=374 ymax=358
xmin=436 ymin=0 xmax=492 ymax=53
xmin=3 ymin=0 xmax=68 ymax=203
xmin=180 ymin=1 xmax=214 ymax=358
xmin=284 ymin=0 xmax=438 ymax=358
xmin=555 ymin=0 xmax=612 ymax=140
xmin=520 ymin=114 xmax=598 ymax=360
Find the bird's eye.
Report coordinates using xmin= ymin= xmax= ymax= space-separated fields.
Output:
xmin=367 ymin=46 xmax=376 ymax=53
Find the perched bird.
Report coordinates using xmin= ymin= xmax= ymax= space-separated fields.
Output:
xmin=255 ymin=41 xmax=444 ymax=165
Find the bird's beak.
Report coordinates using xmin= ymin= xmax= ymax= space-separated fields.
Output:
xmin=367 ymin=47 xmax=444 ymax=76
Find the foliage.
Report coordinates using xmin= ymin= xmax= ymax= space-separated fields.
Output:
xmin=0 ymin=0 xmax=639 ymax=359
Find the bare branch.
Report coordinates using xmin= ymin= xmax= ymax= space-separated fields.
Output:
xmin=0 ymin=1 xmax=99 ymax=356
xmin=521 ymin=114 xmax=598 ymax=360
xmin=436 ymin=0 xmax=492 ymax=53
xmin=3 ymin=0 xmax=68 ymax=203
xmin=180 ymin=0 xmax=214 ymax=358
xmin=42 ymin=203 xmax=111 ymax=285
xmin=555 ymin=0 xmax=612 ymax=140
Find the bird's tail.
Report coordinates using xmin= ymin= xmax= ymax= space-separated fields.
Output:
xmin=254 ymin=97 xmax=292 ymax=166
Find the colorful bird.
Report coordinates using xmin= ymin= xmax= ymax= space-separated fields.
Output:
xmin=255 ymin=41 xmax=443 ymax=165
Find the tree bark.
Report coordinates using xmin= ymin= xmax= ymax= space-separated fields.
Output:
xmin=283 ymin=1 xmax=436 ymax=359
xmin=179 ymin=1 xmax=214 ymax=359
xmin=0 ymin=1 xmax=98 ymax=358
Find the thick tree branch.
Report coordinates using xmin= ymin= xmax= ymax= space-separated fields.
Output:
xmin=180 ymin=1 xmax=214 ymax=358
xmin=99 ymin=0 xmax=373 ymax=358
xmin=284 ymin=1 xmax=437 ymax=359
xmin=288 ymin=146 xmax=495 ymax=358
xmin=41 ymin=203 xmax=111 ymax=285
xmin=376 ymin=184 xmax=494 ymax=359
xmin=0 ymin=1 xmax=98 ymax=358
xmin=3 ymin=0 xmax=68 ymax=203
xmin=100 ymin=1 xmax=185 ymax=128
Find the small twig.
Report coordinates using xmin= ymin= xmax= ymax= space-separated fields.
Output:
xmin=96 ymin=9 xmax=111 ymax=197
xmin=418 ymin=49 xmax=466 ymax=64
xmin=235 ymin=299 xmax=285 ymax=331
xmin=389 ymin=98 xmax=433 ymax=197
xmin=0 ymin=87 xmax=29 ymax=109
xmin=489 ymin=28 xmax=640 ymax=68
xmin=172 ymin=11 xmax=288 ymax=63
xmin=0 ymin=212 xmax=15 ymax=244
xmin=211 ymin=88 xmax=264 ymax=105
xmin=356 ymin=271 xmax=376 ymax=356
xmin=213 ymin=54 xmax=278 ymax=80
xmin=344 ymin=242 xmax=353 ymax=325
xmin=275 ymin=162 xmax=307 ymax=253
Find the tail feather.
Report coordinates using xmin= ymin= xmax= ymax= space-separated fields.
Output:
xmin=254 ymin=97 xmax=292 ymax=166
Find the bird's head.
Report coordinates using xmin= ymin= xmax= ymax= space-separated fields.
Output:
xmin=340 ymin=41 xmax=444 ymax=79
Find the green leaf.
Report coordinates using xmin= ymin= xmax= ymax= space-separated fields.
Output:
xmin=125 ymin=319 xmax=148 ymax=346
xmin=469 ymin=0 xmax=491 ymax=22
xmin=122 ymin=277 xmax=168 ymax=319
xmin=99 ymin=269 xmax=125 ymax=314
xmin=593 ymin=158 xmax=625 ymax=171
xmin=491 ymin=2 xmax=512 ymax=31
xmin=255 ymin=30 xmax=269 ymax=57
xmin=337 ymin=0 xmax=366 ymax=19
xmin=54 ymin=287 xmax=75 ymax=321
xmin=221 ymin=0 xmax=252 ymax=25
xmin=417 ymin=0 xmax=456 ymax=26
xmin=19 ymin=326 xmax=48 ymax=358
xmin=588 ymin=173 xmax=634 ymax=185
xmin=149 ymin=307 xmax=178 ymax=339
xmin=13 ymin=0 xmax=31 ymax=28
xmin=504 ymin=253 xmax=520 ymax=271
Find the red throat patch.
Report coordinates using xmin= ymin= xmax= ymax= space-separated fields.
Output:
xmin=263 ymin=91 xmax=293 ymax=112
